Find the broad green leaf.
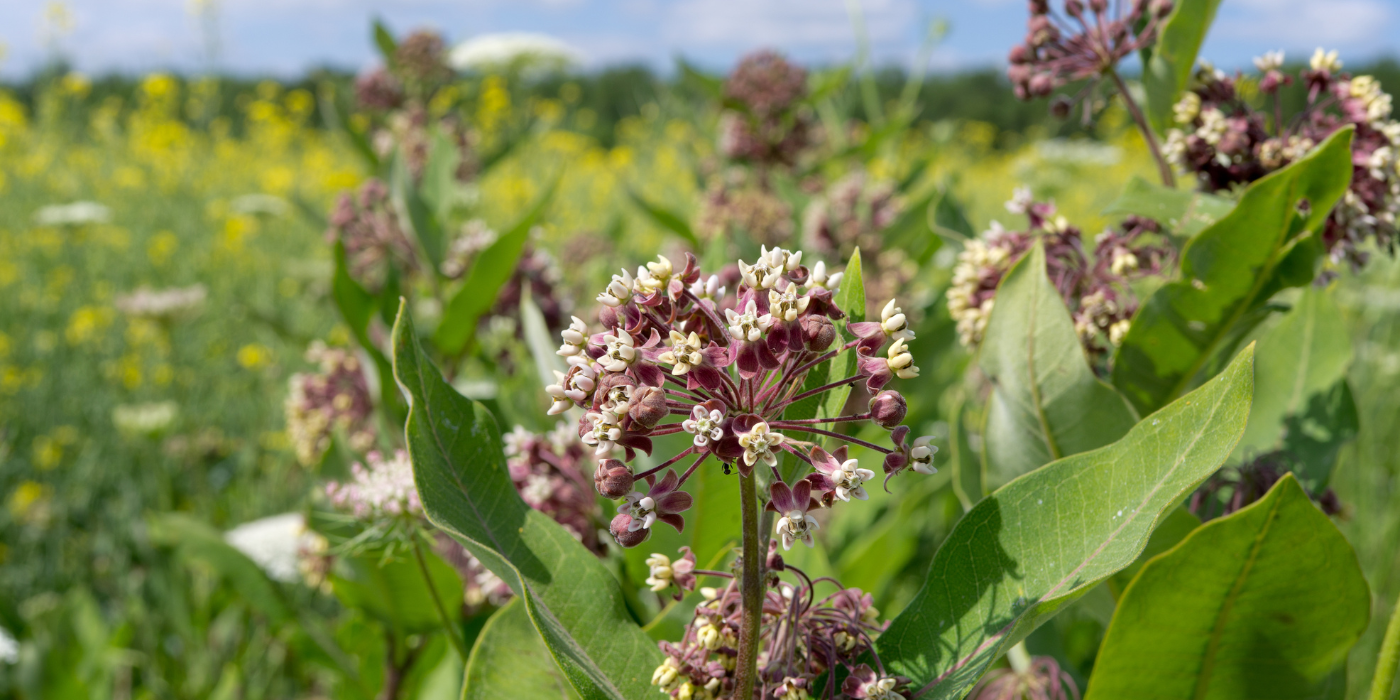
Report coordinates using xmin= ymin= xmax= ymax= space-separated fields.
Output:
xmin=421 ymin=129 xmax=463 ymax=223
xmin=391 ymin=151 xmax=446 ymax=271
xmin=1143 ymin=0 xmax=1223 ymax=133
xmin=329 ymin=547 xmax=464 ymax=633
xmin=875 ymin=346 xmax=1255 ymax=700
xmin=948 ymin=392 xmax=984 ymax=512
xmin=884 ymin=189 xmax=943 ymax=265
xmin=520 ymin=291 xmax=566 ymax=394
xmin=1236 ymin=287 xmax=1353 ymax=459
xmin=1102 ymin=175 xmax=1234 ymax=238
xmin=1103 ymin=506 xmax=1199 ymax=600
xmin=464 ymin=599 xmax=581 ymax=700
xmin=147 ymin=513 xmax=289 ymax=623
xmin=392 ymin=305 xmax=662 ymax=700
xmin=626 ymin=188 xmax=698 ymax=248
xmin=435 ymin=181 xmax=556 ymax=355
xmin=778 ymin=247 xmax=865 ymax=484
xmin=1085 ymin=475 xmax=1368 ymax=700
xmin=373 ymin=19 xmax=397 ymax=65
xmin=980 ymin=244 xmax=1138 ymax=486
xmin=1281 ymin=379 xmax=1358 ymax=492
xmin=1111 ymin=127 xmax=1353 ymax=415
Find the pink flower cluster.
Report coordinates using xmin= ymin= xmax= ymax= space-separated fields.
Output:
xmin=284 ymin=343 xmax=377 ymax=466
xmin=1163 ymin=50 xmax=1400 ymax=270
xmin=503 ymin=423 xmax=606 ymax=555
xmin=1008 ymin=0 xmax=1173 ymax=103
xmin=718 ymin=51 xmax=814 ymax=167
xmin=325 ymin=450 xmax=421 ymax=519
xmin=326 ymin=179 xmax=419 ymax=292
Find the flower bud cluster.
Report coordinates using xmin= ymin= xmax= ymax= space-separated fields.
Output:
xmin=284 ymin=342 xmax=377 ymax=466
xmin=718 ymin=51 xmax=814 ymax=167
xmin=545 ymin=246 xmax=937 ymax=549
xmin=1162 ymin=50 xmax=1400 ymax=271
xmin=948 ymin=190 xmax=1172 ymax=358
xmin=503 ymin=423 xmax=605 ymax=554
xmin=1008 ymin=0 xmax=1173 ymax=102
xmin=649 ymin=554 xmax=910 ymax=699
xmin=326 ymin=178 xmax=419 ymax=292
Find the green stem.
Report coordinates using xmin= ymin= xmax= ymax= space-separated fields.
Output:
xmin=1372 ymin=589 xmax=1400 ymax=700
xmin=1007 ymin=641 xmax=1032 ymax=674
xmin=1108 ymin=67 xmax=1176 ymax=188
xmin=412 ymin=535 xmax=471 ymax=663
xmin=734 ymin=473 xmax=765 ymax=699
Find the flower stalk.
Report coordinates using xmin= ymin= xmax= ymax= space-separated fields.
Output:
xmin=735 ymin=472 xmax=765 ymax=700
xmin=411 ymin=534 xmax=470 ymax=663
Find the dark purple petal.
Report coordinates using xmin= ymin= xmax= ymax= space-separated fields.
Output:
xmin=653 ymin=469 xmax=679 ymax=495
xmin=769 ymin=480 xmax=796 ymax=511
xmin=656 ymin=512 xmax=685 ymax=532
xmin=657 ymin=491 xmax=693 ymax=514
xmin=631 ymin=362 xmax=665 ymax=388
xmin=736 ymin=342 xmax=762 ymax=379
xmin=791 ymin=479 xmax=812 ymax=507
xmin=848 ymin=321 xmax=884 ymax=339
xmin=809 ymin=446 xmax=841 ymax=475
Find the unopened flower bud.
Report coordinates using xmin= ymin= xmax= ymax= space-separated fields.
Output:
xmin=1050 ymin=95 xmax=1073 ymax=119
xmin=595 ymin=459 xmax=635 ymax=498
xmin=800 ymin=315 xmax=837 ymax=352
xmin=869 ymin=390 xmax=907 ymax=429
xmin=610 ymin=513 xmax=651 ymax=547
xmin=629 ymin=386 xmax=669 ymax=429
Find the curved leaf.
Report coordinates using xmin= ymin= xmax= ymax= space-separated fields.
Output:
xmin=1085 ymin=475 xmax=1368 ymax=699
xmin=1143 ymin=0 xmax=1224 ymax=133
xmin=980 ymin=243 xmax=1138 ymax=485
xmin=875 ymin=346 xmax=1255 ymax=700
xmin=1112 ymin=127 xmax=1353 ymax=415
xmin=436 ymin=181 xmax=557 ymax=355
xmin=626 ymin=187 xmax=698 ymax=248
xmin=392 ymin=303 xmax=661 ymax=700
xmin=464 ymin=599 xmax=581 ymax=700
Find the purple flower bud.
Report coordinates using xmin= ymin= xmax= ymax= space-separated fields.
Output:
xmin=594 ymin=459 xmax=635 ymax=499
xmin=628 ymin=386 xmax=668 ymax=429
xmin=1050 ymin=95 xmax=1073 ymax=119
xmin=1008 ymin=44 xmax=1032 ymax=65
xmin=1030 ymin=72 xmax=1056 ymax=97
xmin=610 ymin=513 xmax=651 ymax=547
xmin=800 ymin=314 xmax=837 ymax=352
xmin=869 ymin=390 xmax=908 ymax=429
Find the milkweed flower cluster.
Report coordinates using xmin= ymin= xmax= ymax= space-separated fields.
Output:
xmin=545 ymin=246 xmax=937 ymax=550
xmin=802 ymin=171 xmax=912 ymax=309
xmin=1163 ymin=50 xmax=1400 ymax=271
xmin=648 ymin=545 xmax=910 ymax=699
xmin=326 ymin=178 xmax=419 ymax=291
xmin=696 ymin=169 xmax=795 ymax=246
xmin=718 ymin=51 xmax=813 ymax=168
xmin=326 ymin=450 xmax=422 ymax=519
xmin=284 ymin=343 xmax=377 ymax=466
xmin=948 ymin=190 xmax=1172 ymax=356
xmin=1008 ymin=0 xmax=1174 ymax=105
xmin=967 ymin=655 xmax=1080 ymax=700
xmin=114 ymin=284 xmax=207 ymax=321
xmin=504 ymin=423 xmax=606 ymax=554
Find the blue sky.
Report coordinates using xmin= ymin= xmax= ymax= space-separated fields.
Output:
xmin=1 ymin=0 xmax=1398 ymax=79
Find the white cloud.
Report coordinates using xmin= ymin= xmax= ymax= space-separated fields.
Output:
xmin=662 ymin=0 xmax=917 ymax=49
xmin=1216 ymin=0 xmax=1391 ymax=46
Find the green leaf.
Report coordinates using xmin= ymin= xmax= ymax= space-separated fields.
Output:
xmin=1111 ymin=127 xmax=1354 ymax=415
xmin=464 ymin=599 xmax=581 ymax=700
xmin=626 ymin=188 xmax=698 ymax=248
xmin=147 ymin=513 xmax=290 ymax=624
xmin=520 ymin=290 xmax=567 ymax=395
xmin=875 ymin=346 xmax=1255 ymax=700
xmin=392 ymin=304 xmax=662 ymax=700
xmin=330 ymin=547 xmax=465 ymax=633
xmin=1102 ymin=175 xmax=1234 ymax=238
xmin=373 ymin=20 xmax=398 ymax=66
xmin=435 ymin=181 xmax=557 ymax=355
xmin=391 ymin=150 xmax=446 ymax=271
xmin=931 ymin=188 xmax=976 ymax=242
xmin=331 ymin=241 xmax=402 ymax=420
xmin=676 ymin=58 xmax=724 ymax=101
xmin=1103 ymin=506 xmax=1199 ymax=600
xmin=317 ymin=86 xmax=380 ymax=171
xmin=1236 ymin=287 xmax=1353 ymax=459
xmin=948 ymin=392 xmax=984 ymax=512
xmin=421 ymin=129 xmax=464 ymax=224
xmin=979 ymin=244 xmax=1138 ymax=486
xmin=1085 ymin=475 xmax=1368 ymax=700
xmin=1143 ymin=0 xmax=1224 ymax=133
xmin=1281 ymin=379 xmax=1358 ymax=492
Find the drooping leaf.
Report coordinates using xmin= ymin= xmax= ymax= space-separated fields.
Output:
xmin=1103 ymin=506 xmax=1199 ymax=600
xmin=1085 ymin=475 xmax=1368 ymax=700
xmin=329 ymin=546 xmax=465 ymax=633
xmin=1280 ymin=379 xmax=1358 ymax=492
xmin=390 ymin=150 xmax=446 ymax=270
xmin=626 ymin=188 xmax=698 ymax=248
xmin=392 ymin=304 xmax=662 ymax=700
xmin=875 ymin=346 xmax=1255 ymax=700
xmin=146 ymin=513 xmax=290 ymax=624
xmin=1143 ymin=0 xmax=1224 ymax=133
xmin=1102 ymin=175 xmax=1234 ymax=238
xmin=1111 ymin=127 xmax=1353 ymax=415
xmin=435 ymin=181 xmax=557 ymax=355
xmin=463 ymin=599 xmax=581 ymax=700
xmin=980 ymin=244 xmax=1138 ymax=486
xmin=1236 ymin=287 xmax=1353 ymax=459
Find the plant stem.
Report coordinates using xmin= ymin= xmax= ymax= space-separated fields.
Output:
xmin=1372 ymin=589 xmax=1400 ymax=700
xmin=1007 ymin=641 xmax=1033 ymax=675
xmin=1107 ymin=68 xmax=1176 ymax=188
xmin=412 ymin=535 xmax=471 ymax=663
xmin=735 ymin=472 xmax=765 ymax=699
